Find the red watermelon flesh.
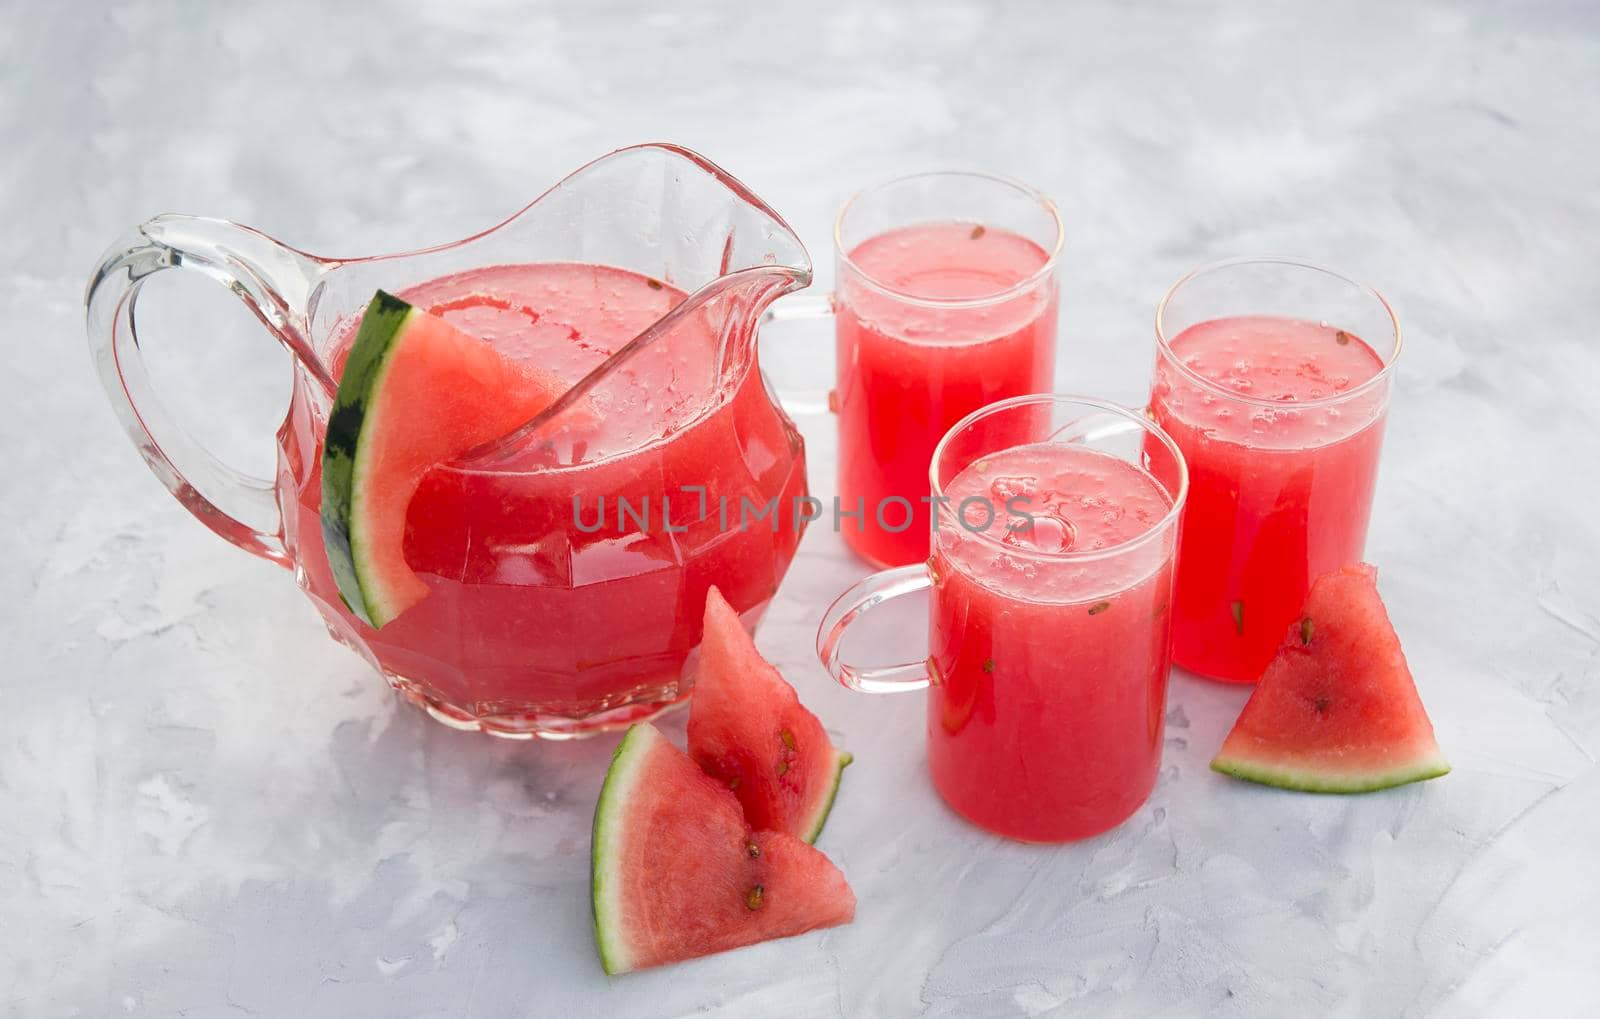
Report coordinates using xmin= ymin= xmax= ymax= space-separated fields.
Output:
xmin=688 ymin=587 xmax=852 ymax=842
xmin=591 ymin=723 xmax=855 ymax=974
xmin=321 ymin=291 xmax=573 ymax=627
xmin=1211 ymin=562 xmax=1449 ymax=793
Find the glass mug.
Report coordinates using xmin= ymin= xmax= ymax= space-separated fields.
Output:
xmin=1148 ymin=257 xmax=1400 ymax=683
xmin=817 ymin=395 xmax=1188 ymax=842
xmin=765 ymin=172 xmax=1062 ymax=569
xmin=85 ymin=143 xmax=815 ymax=739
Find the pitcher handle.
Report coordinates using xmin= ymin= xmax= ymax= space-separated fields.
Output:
xmin=84 ymin=215 xmax=326 ymax=566
xmin=816 ymin=564 xmax=933 ymax=693
xmin=759 ymin=293 xmax=836 ymax=417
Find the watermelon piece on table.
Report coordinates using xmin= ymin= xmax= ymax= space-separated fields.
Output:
xmin=591 ymin=723 xmax=855 ymax=975
xmin=320 ymin=291 xmax=568 ymax=628
xmin=688 ymin=587 xmax=852 ymax=843
xmin=1211 ymin=562 xmax=1449 ymax=793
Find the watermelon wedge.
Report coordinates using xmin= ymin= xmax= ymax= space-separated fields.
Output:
xmin=591 ymin=723 xmax=855 ymax=975
xmin=688 ymin=587 xmax=852 ymax=843
xmin=1211 ymin=563 xmax=1449 ymax=793
xmin=320 ymin=291 xmax=567 ymax=627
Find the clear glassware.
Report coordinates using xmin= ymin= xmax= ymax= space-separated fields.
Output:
xmin=1148 ymin=257 xmax=1400 ymax=682
xmin=86 ymin=143 xmax=815 ymax=739
xmin=817 ymin=395 xmax=1187 ymax=841
xmin=764 ymin=171 xmax=1063 ymax=568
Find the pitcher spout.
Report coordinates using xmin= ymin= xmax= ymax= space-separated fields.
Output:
xmin=541 ymin=141 xmax=812 ymax=292
xmin=638 ymin=140 xmax=814 ymax=291
xmin=456 ymin=144 xmax=814 ymax=465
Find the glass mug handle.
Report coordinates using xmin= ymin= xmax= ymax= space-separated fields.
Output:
xmin=84 ymin=215 xmax=327 ymax=566
xmin=758 ymin=292 xmax=836 ymax=417
xmin=816 ymin=564 xmax=934 ymax=693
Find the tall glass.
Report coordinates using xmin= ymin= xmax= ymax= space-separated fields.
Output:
xmin=818 ymin=396 xmax=1187 ymax=842
xmin=1148 ymin=258 xmax=1401 ymax=683
xmin=830 ymin=172 xmax=1063 ymax=567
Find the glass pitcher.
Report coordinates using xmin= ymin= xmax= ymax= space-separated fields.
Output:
xmin=85 ymin=143 xmax=815 ymax=739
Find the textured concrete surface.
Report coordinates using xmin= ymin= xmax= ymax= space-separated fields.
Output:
xmin=3 ymin=1 xmax=1598 ymax=1015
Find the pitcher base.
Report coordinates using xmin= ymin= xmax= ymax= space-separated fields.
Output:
xmin=388 ymin=674 xmax=691 ymax=741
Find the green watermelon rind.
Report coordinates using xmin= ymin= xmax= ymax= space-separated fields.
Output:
xmin=1210 ymin=751 xmax=1450 ymax=794
xmin=320 ymin=290 xmax=416 ymax=628
xmin=590 ymin=724 xmax=656 ymax=976
xmin=798 ymin=749 xmax=853 ymax=844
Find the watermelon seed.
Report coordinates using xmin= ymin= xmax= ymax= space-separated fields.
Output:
xmin=1230 ymin=601 xmax=1244 ymax=635
xmin=1314 ymin=695 xmax=1331 ymax=714
xmin=970 ymin=224 xmax=987 ymax=240
xmin=776 ymin=760 xmax=789 ymax=776
xmin=745 ymin=885 xmax=765 ymax=910
xmin=1088 ymin=600 xmax=1112 ymax=616
xmin=1334 ymin=329 xmax=1351 ymax=346
xmin=728 ymin=776 xmax=740 ymax=790
xmin=780 ymin=729 xmax=797 ymax=751
xmin=926 ymin=556 xmax=941 ymax=587
xmin=926 ymin=656 xmax=945 ymax=686
xmin=745 ymin=841 xmax=761 ymax=859
xmin=646 ymin=277 xmax=664 ymax=290
xmin=1152 ymin=601 xmax=1168 ymax=619
xmin=982 ymin=658 xmax=995 ymax=674
xmin=1300 ymin=617 xmax=1314 ymax=646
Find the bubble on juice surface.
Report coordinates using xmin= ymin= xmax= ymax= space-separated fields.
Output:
xmin=1083 ymin=492 xmax=1127 ymax=530
xmin=990 ymin=475 xmax=1038 ymax=502
xmin=1002 ymin=506 xmax=1077 ymax=553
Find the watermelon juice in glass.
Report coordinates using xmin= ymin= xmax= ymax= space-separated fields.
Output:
xmin=823 ymin=172 xmax=1062 ymax=568
xmin=1148 ymin=258 xmax=1401 ymax=683
xmin=86 ymin=144 xmax=815 ymax=739
xmin=817 ymin=396 xmax=1188 ymax=841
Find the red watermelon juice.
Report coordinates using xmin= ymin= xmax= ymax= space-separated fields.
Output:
xmin=834 ymin=222 xmax=1057 ymax=568
xmin=280 ymin=263 xmax=808 ymax=733
xmin=1150 ymin=312 xmax=1394 ymax=683
xmin=928 ymin=441 xmax=1180 ymax=842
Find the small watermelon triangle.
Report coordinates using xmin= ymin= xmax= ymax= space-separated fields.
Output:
xmin=320 ymin=291 xmax=570 ymax=627
xmin=591 ymin=724 xmax=855 ymax=975
xmin=688 ymin=587 xmax=851 ymax=842
xmin=1211 ymin=563 xmax=1449 ymax=793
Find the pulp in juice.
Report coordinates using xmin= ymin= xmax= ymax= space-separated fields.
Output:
xmin=279 ymin=263 xmax=809 ymax=730
xmin=1148 ymin=314 xmax=1389 ymax=683
xmin=834 ymin=222 xmax=1056 ymax=567
xmin=928 ymin=441 xmax=1176 ymax=842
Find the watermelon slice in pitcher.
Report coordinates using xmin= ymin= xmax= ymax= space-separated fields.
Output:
xmin=591 ymin=724 xmax=855 ymax=974
xmin=688 ymin=587 xmax=852 ymax=843
xmin=1211 ymin=563 xmax=1450 ymax=793
xmin=320 ymin=291 xmax=569 ymax=627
